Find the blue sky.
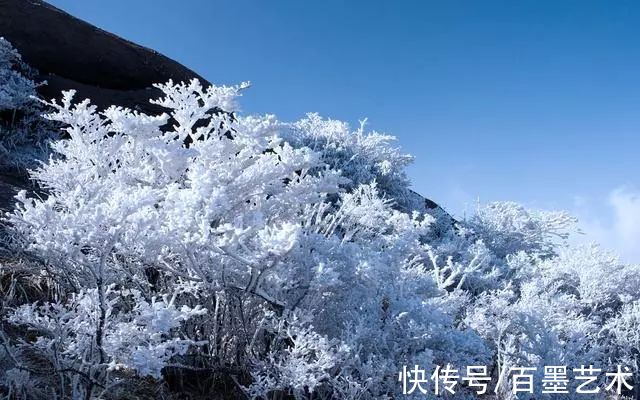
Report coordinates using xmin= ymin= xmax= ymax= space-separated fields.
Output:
xmin=48 ymin=0 xmax=640 ymax=261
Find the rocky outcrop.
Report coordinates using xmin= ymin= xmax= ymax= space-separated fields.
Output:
xmin=0 ymin=0 xmax=209 ymax=113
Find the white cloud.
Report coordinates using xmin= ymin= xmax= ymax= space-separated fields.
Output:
xmin=574 ymin=187 xmax=640 ymax=264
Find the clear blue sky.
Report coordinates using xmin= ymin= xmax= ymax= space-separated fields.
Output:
xmin=47 ymin=0 xmax=640 ymax=259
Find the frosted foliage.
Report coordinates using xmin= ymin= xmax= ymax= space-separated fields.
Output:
xmin=607 ymin=300 xmax=640 ymax=393
xmin=9 ymin=287 xmax=204 ymax=380
xmin=0 ymin=38 xmax=36 ymax=110
xmin=0 ymin=69 xmax=638 ymax=398
xmin=466 ymin=201 xmax=576 ymax=258
xmin=0 ymin=37 xmax=55 ymax=168
xmin=285 ymin=113 xmax=413 ymax=198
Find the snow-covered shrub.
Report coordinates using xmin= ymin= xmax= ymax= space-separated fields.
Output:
xmin=283 ymin=114 xmax=414 ymax=206
xmin=466 ymin=201 xmax=576 ymax=258
xmin=607 ymin=300 xmax=640 ymax=398
xmin=0 ymin=37 xmax=55 ymax=169
xmin=2 ymin=79 xmax=485 ymax=398
xmin=461 ymin=244 xmax=640 ymax=399
xmin=0 ymin=38 xmax=36 ymax=111
xmin=7 ymin=286 xmax=204 ymax=397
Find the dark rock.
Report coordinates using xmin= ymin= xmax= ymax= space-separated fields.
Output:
xmin=0 ymin=0 xmax=209 ymax=113
xmin=0 ymin=171 xmax=32 ymax=212
xmin=405 ymin=189 xmax=458 ymax=236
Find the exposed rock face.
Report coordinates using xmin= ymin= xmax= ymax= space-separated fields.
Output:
xmin=0 ymin=0 xmax=209 ymax=113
